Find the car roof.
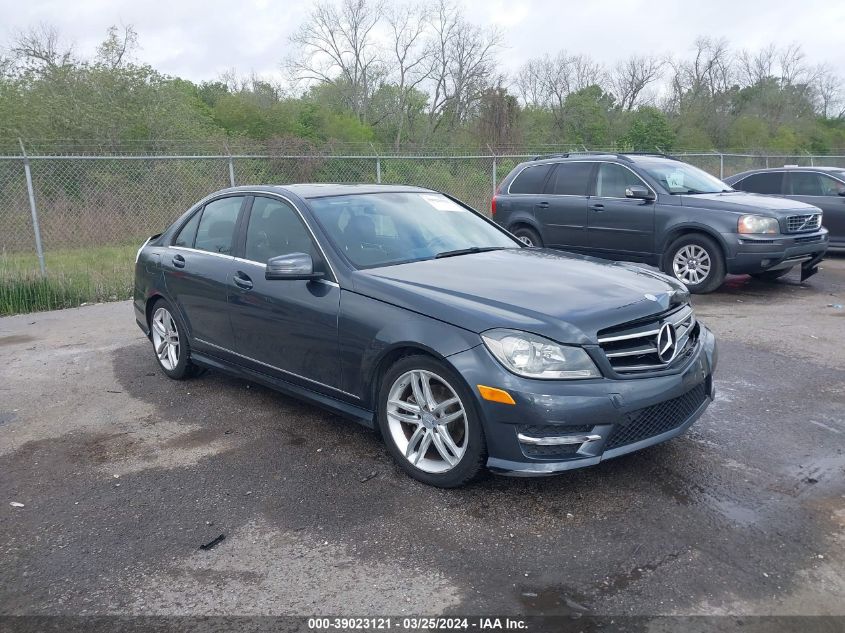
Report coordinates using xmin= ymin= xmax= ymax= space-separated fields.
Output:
xmin=518 ymin=152 xmax=679 ymax=168
xmin=221 ymin=183 xmax=434 ymax=199
xmin=729 ymin=166 xmax=845 ymax=178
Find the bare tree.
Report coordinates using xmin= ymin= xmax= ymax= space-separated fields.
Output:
xmin=11 ymin=23 xmax=74 ymax=71
xmin=287 ymin=0 xmax=384 ymax=121
xmin=669 ymin=37 xmax=733 ymax=104
xmin=611 ymin=54 xmax=665 ymax=110
xmin=736 ymin=43 xmax=776 ymax=86
xmin=386 ymin=3 xmax=431 ymax=148
xmin=95 ymin=24 xmax=139 ymax=69
xmin=814 ymin=64 xmax=843 ymax=119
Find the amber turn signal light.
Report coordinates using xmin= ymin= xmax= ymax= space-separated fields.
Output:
xmin=477 ymin=385 xmax=516 ymax=405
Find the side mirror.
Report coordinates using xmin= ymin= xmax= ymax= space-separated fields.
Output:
xmin=265 ymin=253 xmax=324 ymax=281
xmin=625 ymin=185 xmax=655 ymax=200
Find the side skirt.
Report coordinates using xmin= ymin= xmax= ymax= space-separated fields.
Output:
xmin=190 ymin=351 xmax=376 ymax=429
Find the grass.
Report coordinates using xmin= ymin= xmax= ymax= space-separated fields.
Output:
xmin=0 ymin=244 xmax=138 ymax=315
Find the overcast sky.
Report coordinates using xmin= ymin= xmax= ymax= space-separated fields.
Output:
xmin=2 ymin=0 xmax=843 ymax=85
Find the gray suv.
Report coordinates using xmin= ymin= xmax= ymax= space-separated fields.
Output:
xmin=492 ymin=153 xmax=829 ymax=293
xmin=724 ymin=166 xmax=845 ymax=249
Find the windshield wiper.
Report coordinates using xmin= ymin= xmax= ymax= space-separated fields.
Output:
xmin=435 ymin=246 xmax=507 ymax=259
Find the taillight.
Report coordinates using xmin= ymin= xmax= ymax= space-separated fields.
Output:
xmin=491 ymin=196 xmax=497 ymax=216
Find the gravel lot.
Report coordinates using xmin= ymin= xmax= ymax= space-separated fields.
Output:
xmin=1 ymin=258 xmax=843 ymax=619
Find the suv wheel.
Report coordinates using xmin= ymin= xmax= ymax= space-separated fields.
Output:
xmin=511 ymin=226 xmax=542 ymax=247
xmin=663 ymin=234 xmax=725 ymax=294
xmin=377 ymin=355 xmax=486 ymax=487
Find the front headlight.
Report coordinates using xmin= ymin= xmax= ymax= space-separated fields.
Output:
xmin=738 ymin=215 xmax=779 ymax=234
xmin=481 ymin=329 xmax=600 ymax=380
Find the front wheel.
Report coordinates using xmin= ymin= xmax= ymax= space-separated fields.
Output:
xmin=663 ymin=234 xmax=726 ymax=294
xmin=377 ymin=355 xmax=486 ymax=487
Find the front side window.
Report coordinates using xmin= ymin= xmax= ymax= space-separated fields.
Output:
xmin=789 ymin=172 xmax=845 ymax=196
xmin=174 ymin=210 xmax=201 ymax=247
xmin=194 ymin=197 xmax=243 ymax=254
xmin=309 ymin=192 xmax=519 ymax=269
xmin=244 ymin=197 xmax=319 ymax=264
xmin=509 ymin=164 xmax=552 ymax=194
xmin=548 ymin=162 xmax=593 ymax=195
xmin=595 ymin=163 xmax=648 ymax=198
xmin=637 ymin=159 xmax=731 ymax=194
xmin=735 ymin=172 xmax=784 ymax=194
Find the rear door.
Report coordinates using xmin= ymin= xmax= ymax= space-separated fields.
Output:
xmin=162 ymin=195 xmax=245 ymax=351
xmin=784 ymin=171 xmax=845 ymax=243
xmin=227 ymin=195 xmax=342 ymax=392
xmin=539 ymin=161 xmax=593 ymax=249
xmin=586 ymin=162 xmax=656 ymax=260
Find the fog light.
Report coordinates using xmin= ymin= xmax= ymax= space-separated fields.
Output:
xmin=477 ymin=385 xmax=516 ymax=405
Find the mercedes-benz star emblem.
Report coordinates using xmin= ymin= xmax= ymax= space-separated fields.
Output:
xmin=656 ymin=323 xmax=678 ymax=363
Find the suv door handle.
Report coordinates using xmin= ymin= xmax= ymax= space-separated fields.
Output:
xmin=172 ymin=254 xmax=186 ymax=268
xmin=590 ymin=203 xmax=605 ymax=212
xmin=537 ymin=201 xmax=550 ymax=208
xmin=233 ymin=271 xmax=253 ymax=290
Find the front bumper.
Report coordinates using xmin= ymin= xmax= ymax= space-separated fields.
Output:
xmin=448 ymin=326 xmax=717 ymax=476
xmin=724 ymin=229 xmax=828 ymax=277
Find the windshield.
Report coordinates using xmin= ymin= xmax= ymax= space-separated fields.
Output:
xmin=308 ymin=192 xmax=520 ymax=269
xmin=637 ymin=159 xmax=733 ymax=194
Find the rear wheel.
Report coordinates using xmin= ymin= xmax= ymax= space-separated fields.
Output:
xmin=663 ymin=234 xmax=725 ymax=294
xmin=378 ymin=355 xmax=486 ymax=487
xmin=148 ymin=298 xmax=198 ymax=380
xmin=511 ymin=225 xmax=543 ymax=247
xmin=750 ymin=268 xmax=792 ymax=281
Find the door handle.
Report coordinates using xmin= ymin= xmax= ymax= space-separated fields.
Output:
xmin=233 ymin=271 xmax=253 ymax=290
xmin=537 ymin=201 xmax=550 ymax=208
xmin=172 ymin=254 xmax=186 ymax=268
xmin=590 ymin=203 xmax=605 ymax=212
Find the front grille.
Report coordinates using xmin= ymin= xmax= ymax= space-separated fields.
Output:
xmin=785 ymin=214 xmax=821 ymax=233
xmin=605 ymin=383 xmax=708 ymax=450
xmin=597 ymin=304 xmax=699 ymax=375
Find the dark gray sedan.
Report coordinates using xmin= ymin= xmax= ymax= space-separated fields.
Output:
xmin=725 ymin=166 xmax=845 ymax=249
xmin=134 ymin=184 xmax=717 ymax=487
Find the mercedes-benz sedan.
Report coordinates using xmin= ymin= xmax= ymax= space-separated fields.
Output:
xmin=134 ymin=184 xmax=717 ymax=487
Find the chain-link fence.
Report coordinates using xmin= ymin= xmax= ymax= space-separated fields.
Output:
xmin=2 ymin=149 xmax=845 ymax=269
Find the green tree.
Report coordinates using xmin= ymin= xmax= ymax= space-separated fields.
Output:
xmin=622 ymin=107 xmax=675 ymax=151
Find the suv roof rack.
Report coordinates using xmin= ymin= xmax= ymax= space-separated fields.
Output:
xmin=530 ymin=151 xmax=676 ymax=162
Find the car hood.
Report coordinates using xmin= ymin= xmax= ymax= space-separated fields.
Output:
xmin=351 ymin=249 xmax=688 ymax=344
xmin=679 ymin=191 xmax=821 ymax=216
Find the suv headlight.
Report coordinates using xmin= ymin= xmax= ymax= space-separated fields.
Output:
xmin=481 ymin=329 xmax=600 ymax=379
xmin=738 ymin=215 xmax=779 ymax=234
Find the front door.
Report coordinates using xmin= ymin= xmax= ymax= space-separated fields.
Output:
xmin=162 ymin=195 xmax=246 ymax=351
xmin=228 ymin=195 xmax=341 ymax=392
xmin=586 ymin=162 xmax=656 ymax=260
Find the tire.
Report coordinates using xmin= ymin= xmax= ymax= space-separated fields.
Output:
xmin=377 ymin=355 xmax=487 ymax=488
xmin=750 ymin=268 xmax=792 ymax=281
xmin=148 ymin=298 xmax=199 ymax=380
xmin=511 ymin=225 xmax=543 ymax=247
xmin=662 ymin=234 xmax=726 ymax=294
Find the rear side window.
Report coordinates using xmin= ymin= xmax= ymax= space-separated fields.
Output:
xmin=788 ymin=172 xmax=845 ymax=196
xmin=174 ymin=211 xmax=201 ymax=247
xmin=509 ymin=164 xmax=552 ymax=194
xmin=595 ymin=163 xmax=648 ymax=198
xmin=194 ymin=196 xmax=244 ymax=254
xmin=734 ymin=172 xmax=783 ymax=194
xmin=548 ymin=162 xmax=593 ymax=195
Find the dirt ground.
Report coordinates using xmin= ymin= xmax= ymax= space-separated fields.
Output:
xmin=1 ymin=257 xmax=843 ymax=621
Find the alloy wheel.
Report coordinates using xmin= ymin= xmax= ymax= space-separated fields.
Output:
xmin=386 ymin=369 xmax=468 ymax=474
xmin=517 ymin=235 xmax=534 ymax=246
xmin=672 ymin=244 xmax=712 ymax=286
xmin=151 ymin=307 xmax=180 ymax=371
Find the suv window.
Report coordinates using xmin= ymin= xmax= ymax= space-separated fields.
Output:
xmin=734 ymin=172 xmax=783 ymax=194
xmin=509 ymin=164 xmax=553 ymax=194
xmin=244 ymin=196 xmax=319 ymax=264
xmin=789 ymin=171 xmax=845 ymax=196
xmin=548 ymin=162 xmax=593 ymax=195
xmin=194 ymin=196 xmax=243 ymax=254
xmin=595 ymin=163 xmax=648 ymax=198
xmin=174 ymin=210 xmax=201 ymax=247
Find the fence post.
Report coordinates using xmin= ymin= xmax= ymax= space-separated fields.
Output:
xmin=719 ymin=153 xmax=724 ymax=180
xmin=227 ymin=156 xmax=236 ymax=187
xmin=19 ymin=138 xmax=46 ymax=275
xmin=487 ymin=145 xmax=497 ymax=196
